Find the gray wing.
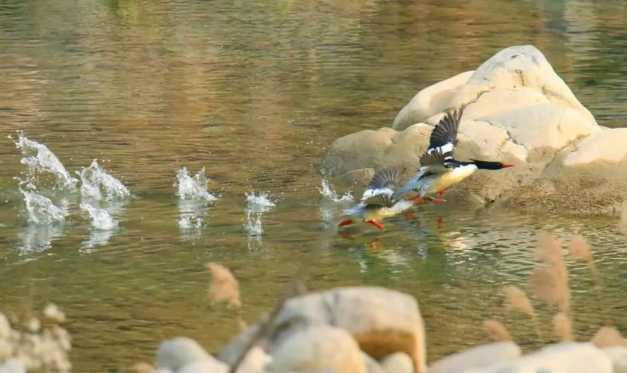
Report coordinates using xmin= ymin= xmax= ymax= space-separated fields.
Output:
xmin=361 ymin=168 xmax=402 ymax=207
xmin=367 ymin=168 xmax=401 ymax=190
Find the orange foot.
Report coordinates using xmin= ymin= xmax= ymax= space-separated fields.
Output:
xmin=338 ymin=219 xmax=354 ymax=227
xmin=437 ymin=191 xmax=446 ymax=198
xmin=437 ymin=216 xmax=444 ymax=227
xmin=411 ymin=195 xmax=425 ymax=205
xmin=430 ymin=198 xmax=447 ymax=205
xmin=366 ymin=220 xmax=385 ymax=230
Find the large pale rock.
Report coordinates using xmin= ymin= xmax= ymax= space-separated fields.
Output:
xmin=603 ymin=347 xmax=627 ymax=373
xmin=156 ymin=337 xmax=213 ymax=371
xmin=393 ymin=71 xmax=473 ymax=129
xmin=321 ymin=124 xmax=431 ymax=181
xmin=427 ymin=342 xmax=521 ymax=373
xmin=462 ymin=343 xmax=612 ymax=373
xmin=451 ymin=46 xmax=593 ymax=118
xmin=266 ymin=325 xmax=365 ymax=373
xmin=271 ymin=287 xmax=426 ymax=373
xmin=563 ymin=128 xmax=627 ymax=166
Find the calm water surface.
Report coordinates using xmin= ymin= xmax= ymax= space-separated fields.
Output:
xmin=1 ymin=0 xmax=627 ymax=371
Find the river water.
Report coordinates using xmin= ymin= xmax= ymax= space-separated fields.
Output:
xmin=1 ymin=0 xmax=626 ymax=371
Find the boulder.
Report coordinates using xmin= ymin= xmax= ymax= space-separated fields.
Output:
xmin=461 ymin=342 xmax=612 ymax=373
xmin=321 ymin=45 xmax=627 ymax=215
xmin=427 ymin=342 xmax=520 ymax=373
xmin=393 ymin=71 xmax=474 ymax=129
xmin=321 ymin=124 xmax=431 ymax=182
xmin=270 ymin=287 xmax=426 ymax=373
xmin=563 ymin=128 xmax=627 ymax=166
xmin=266 ymin=325 xmax=365 ymax=373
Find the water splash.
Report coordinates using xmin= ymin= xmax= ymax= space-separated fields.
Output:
xmin=319 ymin=179 xmax=353 ymax=227
xmin=77 ymin=160 xmax=130 ymax=201
xmin=245 ymin=192 xmax=276 ymax=213
xmin=80 ymin=203 xmax=118 ymax=230
xmin=175 ymin=167 xmax=217 ymax=238
xmin=175 ymin=167 xmax=217 ymax=201
xmin=13 ymin=132 xmax=78 ymax=190
xmin=244 ymin=192 xmax=275 ymax=237
xmin=21 ymin=189 xmax=67 ymax=225
xmin=319 ymin=179 xmax=353 ymax=203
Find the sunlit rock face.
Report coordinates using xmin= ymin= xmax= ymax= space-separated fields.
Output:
xmin=322 ymin=45 xmax=627 ymax=215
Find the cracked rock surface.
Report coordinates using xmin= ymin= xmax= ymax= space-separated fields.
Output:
xmin=321 ymin=45 xmax=627 ymax=216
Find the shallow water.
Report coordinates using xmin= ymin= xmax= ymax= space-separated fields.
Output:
xmin=1 ymin=0 xmax=627 ymax=370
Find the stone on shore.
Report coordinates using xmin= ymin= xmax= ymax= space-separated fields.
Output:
xmin=270 ymin=287 xmax=426 ymax=373
xmin=380 ymin=352 xmax=414 ymax=373
xmin=427 ymin=342 xmax=521 ymax=373
xmin=266 ymin=325 xmax=365 ymax=373
xmin=461 ymin=342 xmax=612 ymax=373
xmin=156 ymin=337 xmax=233 ymax=373
xmin=603 ymin=346 xmax=627 ymax=373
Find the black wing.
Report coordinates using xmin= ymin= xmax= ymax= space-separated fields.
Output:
xmin=362 ymin=168 xmax=402 ymax=207
xmin=427 ymin=107 xmax=464 ymax=157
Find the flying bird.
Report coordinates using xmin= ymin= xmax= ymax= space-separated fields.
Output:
xmin=397 ymin=107 xmax=513 ymax=203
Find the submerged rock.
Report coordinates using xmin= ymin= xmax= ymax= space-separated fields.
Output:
xmin=322 ymin=45 xmax=627 ymax=215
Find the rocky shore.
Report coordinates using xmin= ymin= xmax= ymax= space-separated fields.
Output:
xmin=139 ymin=285 xmax=627 ymax=373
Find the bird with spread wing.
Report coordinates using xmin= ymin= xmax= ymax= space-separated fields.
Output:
xmin=396 ymin=107 xmax=513 ymax=204
xmin=338 ymin=168 xmax=414 ymax=230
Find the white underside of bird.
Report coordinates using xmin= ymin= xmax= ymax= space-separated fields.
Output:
xmin=343 ymin=198 xmax=415 ymax=222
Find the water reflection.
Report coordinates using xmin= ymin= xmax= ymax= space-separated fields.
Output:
xmin=80 ymin=227 xmax=117 ymax=253
xmin=177 ymin=199 xmax=208 ymax=241
xmin=18 ymin=223 xmax=65 ymax=254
